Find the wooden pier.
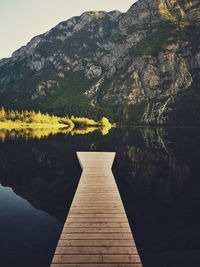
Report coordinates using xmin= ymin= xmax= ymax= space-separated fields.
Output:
xmin=51 ymin=152 xmax=142 ymax=266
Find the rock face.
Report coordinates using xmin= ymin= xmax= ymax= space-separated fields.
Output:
xmin=0 ymin=0 xmax=200 ymax=125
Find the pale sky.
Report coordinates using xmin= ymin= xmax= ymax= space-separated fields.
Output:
xmin=0 ymin=0 xmax=137 ymax=59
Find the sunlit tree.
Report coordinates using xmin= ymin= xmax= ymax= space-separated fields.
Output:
xmin=0 ymin=107 xmax=6 ymax=121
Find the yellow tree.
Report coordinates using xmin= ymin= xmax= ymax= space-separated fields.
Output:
xmin=99 ymin=117 xmax=110 ymax=126
xmin=0 ymin=107 xmax=6 ymax=121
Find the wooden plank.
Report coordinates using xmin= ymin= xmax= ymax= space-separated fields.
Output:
xmin=55 ymin=246 xmax=138 ymax=255
xmin=59 ymin=233 xmax=133 ymax=240
xmin=69 ymin=210 xmax=125 ymax=214
xmin=66 ymin=217 xmax=128 ymax=223
xmin=71 ymin=207 xmax=124 ymax=210
xmin=74 ymin=193 xmax=120 ymax=196
xmin=62 ymin=228 xmax=131 ymax=233
xmin=71 ymin=202 xmax=123 ymax=205
xmin=71 ymin=204 xmax=124 ymax=207
xmin=78 ymin=180 xmax=115 ymax=183
xmin=67 ymin=214 xmax=127 ymax=218
xmin=76 ymin=191 xmax=116 ymax=194
xmin=75 ymin=187 xmax=117 ymax=189
xmin=63 ymin=222 xmax=130 ymax=228
xmin=69 ymin=207 xmax=124 ymax=211
xmin=70 ymin=204 xmax=124 ymax=208
xmin=81 ymin=172 xmax=113 ymax=176
xmin=74 ymin=194 xmax=120 ymax=197
xmin=52 ymin=255 xmax=141 ymax=263
xmin=57 ymin=240 xmax=136 ymax=247
xmin=51 ymin=152 xmax=142 ymax=266
xmin=73 ymin=198 xmax=121 ymax=201
xmin=51 ymin=264 xmax=142 ymax=267
xmin=70 ymin=206 xmax=124 ymax=209
xmin=76 ymin=187 xmax=117 ymax=189
xmin=72 ymin=203 xmax=123 ymax=206
xmin=74 ymin=197 xmax=120 ymax=199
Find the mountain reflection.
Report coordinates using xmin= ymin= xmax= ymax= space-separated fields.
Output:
xmin=114 ymin=127 xmax=200 ymax=200
xmin=1 ymin=127 xmax=200 ymax=266
xmin=111 ymin=127 xmax=200 ymax=266
xmin=0 ymin=137 xmax=82 ymax=223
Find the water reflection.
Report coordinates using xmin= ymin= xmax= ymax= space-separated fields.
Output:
xmin=0 ymin=186 xmax=61 ymax=267
xmin=112 ymin=127 xmax=200 ymax=267
xmin=0 ymin=125 xmax=112 ymax=142
xmin=0 ymin=127 xmax=200 ymax=266
xmin=0 ymin=140 xmax=81 ymax=223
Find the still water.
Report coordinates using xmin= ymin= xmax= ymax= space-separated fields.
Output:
xmin=0 ymin=127 xmax=200 ymax=267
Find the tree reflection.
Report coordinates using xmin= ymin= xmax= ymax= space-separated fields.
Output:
xmin=0 ymin=125 xmax=112 ymax=142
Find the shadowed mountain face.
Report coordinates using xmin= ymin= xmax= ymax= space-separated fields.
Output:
xmin=0 ymin=0 xmax=200 ymax=125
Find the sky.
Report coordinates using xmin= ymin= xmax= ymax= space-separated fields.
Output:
xmin=0 ymin=0 xmax=137 ymax=59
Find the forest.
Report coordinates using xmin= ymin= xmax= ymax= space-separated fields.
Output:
xmin=0 ymin=107 xmax=113 ymax=139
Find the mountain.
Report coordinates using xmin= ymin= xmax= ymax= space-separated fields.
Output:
xmin=0 ymin=0 xmax=200 ymax=125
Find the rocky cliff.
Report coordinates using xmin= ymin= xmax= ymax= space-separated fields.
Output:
xmin=0 ymin=0 xmax=200 ymax=125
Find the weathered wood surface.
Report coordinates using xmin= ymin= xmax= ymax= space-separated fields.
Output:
xmin=51 ymin=152 xmax=142 ymax=266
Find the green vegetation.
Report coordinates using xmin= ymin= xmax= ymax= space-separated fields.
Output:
xmin=129 ymin=22 xmax=177 ymax=56
xmin=0 ymin=107 xmax=74 ymax=130
xmin=70 ymin=116 xmax=98 ymax=126
xmin=0 ymin=66 xmax=114 ymax=122
xmin=158 ymin=0 xmax=190 ymax=27
xmin=37 ymin=27 xmax=98 ymax=59
xmin=0 ymin=107 xmax=113 ymax=138
xmin=159 ymin=0 xmax=178 ymax=22
xmin=0 ymin=1 xmax=198 ymax=128
xmin=129 ymin=22 xmax=199 ymax=57
xmin=88 ymin=11 xmax=101 ymax=20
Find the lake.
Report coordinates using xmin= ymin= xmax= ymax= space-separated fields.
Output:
xmin=0 ymin=127 xmax=200 ymax=267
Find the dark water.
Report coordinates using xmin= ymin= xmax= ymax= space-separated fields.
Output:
xmin=0 ymin=127 xmax=200 ymax=267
